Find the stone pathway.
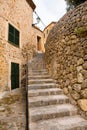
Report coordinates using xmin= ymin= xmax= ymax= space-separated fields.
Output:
xmin=28 ymin=53 xmax=87 ymax=130
xmin=0 ymin=88 xmax=26 ymax=130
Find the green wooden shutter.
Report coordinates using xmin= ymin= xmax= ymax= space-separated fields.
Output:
xmin=14 ymin=28 xmax=19 ymax=46
xmin=11 ymin=62 xmax=19 ymax=89
xmin=8 ymin=24 xmax=14 ymax=43
xmin=8 ymin=24 xmax=20 ymax=46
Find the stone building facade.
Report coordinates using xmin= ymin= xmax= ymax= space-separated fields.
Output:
xmin=0 ymin=0 xmax=44 ymax=93
xmin=45 ymin=1 xmax=87 ymax=119
xmin=32 ymin=25 xmax=45 ymax=52
xmin=43 ymin=22 xmax=56 ymax=45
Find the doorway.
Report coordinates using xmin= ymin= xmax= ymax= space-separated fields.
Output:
xmin=37 ymin=36 xmax=41 ymax=51
xmin=11 ymin=62 xmax=19 ymax=89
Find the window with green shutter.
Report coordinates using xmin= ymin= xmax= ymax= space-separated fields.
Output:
xmin=8 ymin=24 xmax=20 ymax=47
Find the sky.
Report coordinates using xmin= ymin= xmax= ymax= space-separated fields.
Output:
xmin=33 ymin=0 xmax=67 ymax=30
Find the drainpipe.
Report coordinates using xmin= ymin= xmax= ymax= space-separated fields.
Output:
xmin=26 ymin=52 xmax=29 ymax=130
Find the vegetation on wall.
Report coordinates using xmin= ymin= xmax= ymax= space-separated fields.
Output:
xmin=65 ymin=0 xmax=86 ymax=11
xmin=74 ymin=26 xmax=87 ymax=37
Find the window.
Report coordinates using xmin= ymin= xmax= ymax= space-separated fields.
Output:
xmin=8 ymin=24 xmax=20 ymax=46
xmin=47 ymin=29 xmax=48 ymax=34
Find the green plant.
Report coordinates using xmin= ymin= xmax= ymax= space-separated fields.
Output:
xmin=65 ymin=0 xmax=86 ymax=11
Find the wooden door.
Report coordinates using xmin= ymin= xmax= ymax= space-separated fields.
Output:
xmin=11 ymin=62 xmax=19 ymax=89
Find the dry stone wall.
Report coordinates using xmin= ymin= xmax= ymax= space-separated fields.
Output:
xmin=21 ymin=43 xmax=36 ymax=87
xmin=45 ymin=1 xmax=87 ymax=119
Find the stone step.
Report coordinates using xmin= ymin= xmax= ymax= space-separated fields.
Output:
xmin=29 ymin=104 xmax=78 ymax=122
xmin=29 ymin=71 xmax=48 ymax=76
xmin=30 ymin=115 xmax=87 ymax=130
xmin=29 ymin=95 xmax=69 ymax=107
xmin=29 ymin=69 xmax=48 ymax=72
xmin=28 ymin=75 xmax=51 ymax=79
xmin=29 ymin=79 xmax=56 ymax=84
xmin=28 ymin=88 xmax=63 ymax=97
xmin=28 ymin=83 xmax=58 ymax=90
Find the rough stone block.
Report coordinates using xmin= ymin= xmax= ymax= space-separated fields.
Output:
xmin=78 ymin=99 xmax=87 ymax=111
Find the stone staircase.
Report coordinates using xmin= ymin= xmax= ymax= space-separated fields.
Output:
xmin=28 ymin=53 xmax=87 ymax=130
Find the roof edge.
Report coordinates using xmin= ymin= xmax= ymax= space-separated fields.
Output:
xmin=43 ymin=22 xmax=57 ymax=31
xmin=26 ymin=0 xmax=36 ymax=10
xmin=32 ymin=25 xmax=43 ymax=33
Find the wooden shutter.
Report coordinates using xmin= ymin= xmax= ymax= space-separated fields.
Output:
xmin=8 ymin=24 xmax=14 ymax=43
xmin=8 ymin=24 xmax=20 ymax=46
xmin=14 ymin=28 xmax=19 ymax=46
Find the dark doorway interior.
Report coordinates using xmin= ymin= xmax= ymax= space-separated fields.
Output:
xmin=11 ymin=62 xmax=19 ymax=89
xmin=37 ymin=36 xmax=41 ymax=51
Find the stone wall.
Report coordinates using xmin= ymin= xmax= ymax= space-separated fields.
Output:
xmin=32 ymin=26 xmax=45 ymax=52
xmin=45 ymin=1 xmax=87 ymax=119
xmin=0 ymin=39 xmax=8 ymax=92
xmin=0 ymin=0 xmax=35 ymax=92
xmin=0 ymin=0 xmax=34 ymax=46
xmin=21 ymin=43 xmax=36 ymax=87
xmin=43 ymin=22 xmax=56 ymax=45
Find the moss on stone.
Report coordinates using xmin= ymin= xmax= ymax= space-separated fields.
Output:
xmin=74 ymin=27 xmax=87 ymax=36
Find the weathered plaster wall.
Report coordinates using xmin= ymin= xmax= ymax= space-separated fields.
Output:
xmin=45 ymin=1 xmax=87 ymax=119
xmin=0 ymin=0 xmax=35 ymax=92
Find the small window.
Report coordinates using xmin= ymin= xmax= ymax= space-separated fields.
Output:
xmin=8 ymin=24 xmax=20 ymax=46
xmin=47 ymin=29 xmax=48 ymax=34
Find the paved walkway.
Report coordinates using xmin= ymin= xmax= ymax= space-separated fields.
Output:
xmin=0 ymin=88 xmax=26 ymax=130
